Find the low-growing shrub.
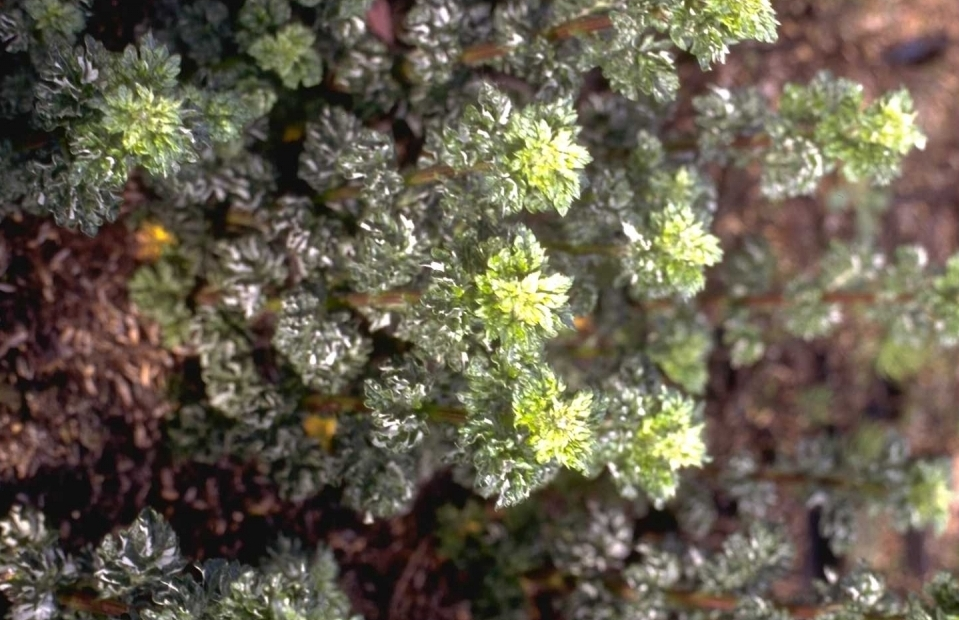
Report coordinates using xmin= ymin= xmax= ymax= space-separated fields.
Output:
xmin=0 ymin=0 xmax=953 ymax=618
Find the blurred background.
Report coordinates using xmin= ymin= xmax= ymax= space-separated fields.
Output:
xmin=700 ymin=0 xmax=959 ymax=594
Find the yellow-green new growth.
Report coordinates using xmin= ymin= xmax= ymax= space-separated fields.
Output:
xmin=484 ymin=271 xmax=571 ymax=330
xmin=100 ymin=84 xmax=195 ymax=178
xmin=863 ymin=91 xmax=927 ymax=154
xmin=905 ymin=460 xmax=952 ymax=535
xmin=788 ymin=75 xmax=927 ymax=185
xmin=248 ymin=22 xmax=323 ymax=89
xmin=667 ymin=0 xmax=778 ymax=67
xmin=24 ymin=0 xmax=86 ymax=41
xmin=512 ymin=370 xmax=595 ymax=471
xmin=505 ymin=117 xmax=592 ymax=217
xmin=656 ymin=207 xmax=722 ymax=272
xmin=500 ymin=97 xmax=592 ymax=217
xmin=622 ymin=171 xmax=723 ymax=299
xmin=474 ymin=229 xmax=573 ymax=349
xmin=637 ymin=399 xmax=706 ymax=470
xmin=830 ymin=89 xmax=926 ymax=184
xmin=701 ymin=0 xmax=778 ymax=43
xmin=625 ymin=390 xmax=707 ymax=502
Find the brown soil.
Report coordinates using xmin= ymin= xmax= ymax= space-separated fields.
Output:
xmin=0 ymin=213 xmax=172 ymax=542
xmin=703 ymin=0 xmax=959 ymax=596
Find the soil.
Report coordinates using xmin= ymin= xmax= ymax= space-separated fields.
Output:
xmin=702 ymin=0 xmax=959 ymax=596
xmin=3 ymin=0 xmax=959 ymax=618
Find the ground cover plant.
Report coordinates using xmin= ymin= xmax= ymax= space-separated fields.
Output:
xmin=0 ymin=0 xmax=957 ymax=618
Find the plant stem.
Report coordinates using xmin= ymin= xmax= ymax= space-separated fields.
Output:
xmin=641 ymin=288 xmax=915 ymax=317
xmin=541 ymin=240 xmax=627 ymax=257
xmin=459 ymin=10 xmax=614 ymax=66
xmin=700 ymin=463 xmax=889 ymax=499
xmin=544 ymin=569 xmax=902 ymax=620
xmin=340 ymin=290 xmax=423 ymax=309
xmin=546 ymin=13 xmax=613 ymax=42
xmin=660 ymin=588 xmax=896 ymax=620
xmin=320 ymin=184 xmax=361 ymax=203
xmin=406 ymin=164 xmax=459 ymax=186
xmin=319 ymin=163 xmax=487 ymax=204
xmin=332 ymin=284 xmax=915 ymax=344
xmin=56 ymin=591 xmax=131 ymax=617
xmin=300 ymin=392 xmax=466 ymax=424
xmin=665 ymin=589 xmax=823 ymax=618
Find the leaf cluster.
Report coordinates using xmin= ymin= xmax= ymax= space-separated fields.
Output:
xmin=0 ymin=505 xmax=357 ymax=620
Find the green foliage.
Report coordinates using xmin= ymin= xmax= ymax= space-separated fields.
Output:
xmin=905 ymin=459 xmax=953 ymax=534
xmin=0 ymin=23 xmax=251 ymax=233
xmin=248 ymin=22 xmax=323 ymax=89
xmin=574 ymin=0 xmax=776 ymax=103
xmin=719 ymin=423 xmax=952 ymax=554
xmin=598 ymin=359 xmax=706 ymax=503
xmin=0 ymin=506 xmax=357 ymax=620
xmin=95 ymin=508 xmax=185 ymax=597
xmin=695 ymin=71 xmax=926 ymax=200
xmin=273 ymin=289 xmax=373 ymax=393
xmin=722 ymin=312 xmax=766 ymax=368
xmin=502 ymin=102 xmax=593 ymax=216
xmin=621 ymin=195 xmax=723 ymax=299
xmin=237 ymin=0 xmax=292 ymax=42
xmin=646 ymin=310 xmax=713 ymax=394
xmin=82 ymin=0 xmax=940 ymax=524
xmin=698 ymin=523 xmax=793 ymax=593
xmin=0 ymin=2 xmax=953 ymax=619
xmin=24 ymin=0 xmax=86 ymax=44
xmin=512 ymin=367 xmax=597 ymax=470
xmin=917 ymin=573 xmax=959 ymax=620
xmin=96 ymin=83 xmax=194 ymax=177
xmin=0 ymin=505 xmax=73 ymax=620
xmin=438 ymin=86 xmax=592 ymax=217
xmin=875 ymin=328 xmax=928 ymax=382
xmin=473 ymin=228 xmax=574 ymax=350
xmin=786 ymin=76 xmax=926 ymax=184
xmin=666 ymin=0 xmax=778 ymax=68
xmin=212 ymin=539 xmax=358 ymax=620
